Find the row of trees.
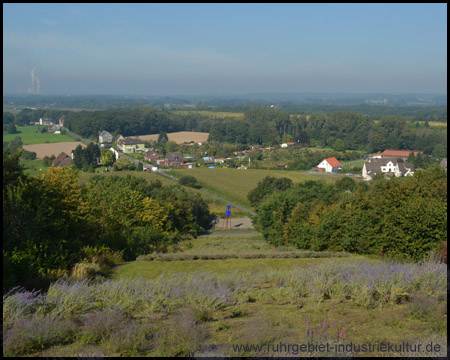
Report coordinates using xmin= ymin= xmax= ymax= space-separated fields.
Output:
xmin=208 ymin=109 xmax=447 ymax=155
xmin=6 ymin=106 xmax=447 ymax=156
xmin=252 ymin=167 xmax=447 ymax=260
xmin=3 ymin=152 xmax=212 ymax=291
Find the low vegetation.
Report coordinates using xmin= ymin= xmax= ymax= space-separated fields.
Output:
xmin=3 ymin=255 xmax=446 ymax=356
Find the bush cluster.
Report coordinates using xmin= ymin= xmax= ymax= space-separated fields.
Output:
xmin=3 ymin=153 xmax=213 ymax=291
xmin=254 ymin=166 xmax=447 ymax=260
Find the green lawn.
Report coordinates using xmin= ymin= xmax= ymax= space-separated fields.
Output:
xmin=20 ymin=158 xmax=50 ymax=177
xmin=3 ymin=125 xmax=75 ymax=145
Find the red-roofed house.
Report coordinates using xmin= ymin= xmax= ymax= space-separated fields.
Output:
xmin=374 ymin=149 xmax=424 ymax=160
xmin=315 ymin=157 xmax=342 ymax=172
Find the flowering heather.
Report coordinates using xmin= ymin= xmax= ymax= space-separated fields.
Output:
xmin=304 ymin=315 xmax=346 ymax=343
xmin=2 ymin=258 xmax=446 ymax=356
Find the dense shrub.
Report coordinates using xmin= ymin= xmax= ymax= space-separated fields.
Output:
xmin=179 ymin=175 xmax=199 ymax=188
xmin=254 ymin=166 xmax=447 ymax=260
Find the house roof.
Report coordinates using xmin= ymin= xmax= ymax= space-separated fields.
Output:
xmin=100 ymin=130 xmax=112 ymax=137
xmin=325 ymin=157 xmax=342 ymax=168
xmin=364 ymin=158 xmax=414 ymax=175
xmin=122 ymin=138 xmax=144 ymax=145
xmin=52 ymin=152 xmax=72 ymax=167
xmin=380 ymin=149 xmax=423 ymax=158
xmin=439 ymin=158 xmax=447 ymax=169
xmin=166 ymin=152 xmax=183 ymax=161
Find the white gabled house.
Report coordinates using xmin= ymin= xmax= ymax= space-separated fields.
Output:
xmin=315 ymin=157 xmax=342 ymax=173
xmin=362 ymin=158 xmax=415 ymax=180
xmin=99 ymin=130 xmax=113 ymax=144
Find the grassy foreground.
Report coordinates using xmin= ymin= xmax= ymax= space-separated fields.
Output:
xmin=3 ymin=230 xmax=447 ymax=357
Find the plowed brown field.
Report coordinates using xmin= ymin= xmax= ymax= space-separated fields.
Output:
xmin=132 ymin=131 xmax=209 ymax=144
xmin=22 ymin=142 xmax=87 ymax=159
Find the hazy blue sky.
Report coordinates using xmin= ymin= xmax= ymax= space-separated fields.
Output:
xmin=3 ymin=3 xmax=447 ymax=95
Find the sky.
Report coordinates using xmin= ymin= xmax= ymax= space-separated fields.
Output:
xmin=3 ymin=3 xmax=447 ymax=96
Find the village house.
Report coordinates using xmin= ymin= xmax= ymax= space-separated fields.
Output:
xmin=99 ymin=130 xmax=113 ymax=144
xmin=280 ymin=142 xmax=295 ymax=148
xmin=439 ymin=158 xmax=447 ymax=170
xmin=144 ymin=150 xmax=161 ymax=162
xmin=362 ymin=158 xmax=414 ymax=180
xmin=314 ymin=157 xmax=342 ymax=172
xmin=166 ymin=152 xmax=184 ymax=168
xmin=39 ymin=117 xmax=54 ymax=126
xmin=52 ymin=152 xmax=73 ymax=167
xmin=118 ymin=138 xmax=146 ymax=153
xmin=48 ymin=124 xmax=62 ymax=133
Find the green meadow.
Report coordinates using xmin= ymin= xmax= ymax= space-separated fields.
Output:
xmin=3 ymin=125 xmax=75 ymax=145
xmin=169 ymin=168 xmax=338 ymax=210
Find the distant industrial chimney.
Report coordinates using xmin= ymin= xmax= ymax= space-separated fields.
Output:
xmin=27 ymin=68 xmax=40 ymax=94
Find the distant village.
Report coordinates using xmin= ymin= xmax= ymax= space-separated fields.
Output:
xmin=40 ymin=118 xmax=446 ymax=179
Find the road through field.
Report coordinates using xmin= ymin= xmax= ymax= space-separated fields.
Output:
xmin=158 ymin=170 xmax=257 ymax=216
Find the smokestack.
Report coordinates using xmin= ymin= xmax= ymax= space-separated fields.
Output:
xmin=31 ymin=68 xmax=35 ymax=94
xmin=35 ymin=76 xmax=40 ymax=94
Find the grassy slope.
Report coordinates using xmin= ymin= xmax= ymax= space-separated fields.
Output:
xmin=109 ymin=231 xmax=445 ymax=357
xmin=169 ymin=168 xmax=338 ymax=210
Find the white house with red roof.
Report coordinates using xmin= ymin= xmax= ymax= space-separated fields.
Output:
xmin=315 ymin=157 xmax=342 ymax=172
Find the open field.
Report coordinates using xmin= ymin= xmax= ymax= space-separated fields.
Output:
xmin=3 ymin=125 xmax=75 ymax=144
xmin=422 ymin=121 xmax=447 ymax=128
xmin=172 ymin=110 xmax=245 ymax=120
xmin=169 ymin=168 xmax=339 ymax=209
xmin=20 ymin=158 xmax=51 ymax=177
xmin=132 ymin=131 xmax=209 ymax=144
xmin=79 ymin=170 xmax=249 ymax=218
xmin=22 ymin=141 xmax=86 ymax=159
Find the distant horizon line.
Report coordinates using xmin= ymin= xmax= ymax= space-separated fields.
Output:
xmin=3 ymin=91 xmax=447 ymax=97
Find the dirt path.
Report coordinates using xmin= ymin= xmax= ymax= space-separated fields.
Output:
xmin=212 ymin=216 xmax=254 ymax=230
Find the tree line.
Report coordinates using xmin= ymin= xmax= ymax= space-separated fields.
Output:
xmin=251 ymin=167 xmax=447 ymax=261
xmin=3 ymin=152 xmax=212 ymax=292
xmin=4 ymin=106 xmax=447 ymax=157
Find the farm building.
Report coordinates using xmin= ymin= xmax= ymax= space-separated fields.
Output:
xmin=372 ymin=149 xmax=424 ymax=160
xmin=52 ymin=152 xmax=73 ymax=167
xmin=99 ymin=130 xmax=113 ymax=144
xmin=315 ymin=157 xmax=342 ymax=172
xmin=280 ymin=142 xmax=295 ymax=148
xmin=48 ymin=125 xmax=62 ymax=133
xmin=39 ymin=117 xmax=54 ymax=126
xmin=362 ymin=158 xmax=414 ymax=180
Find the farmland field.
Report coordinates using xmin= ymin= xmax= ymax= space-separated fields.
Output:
xmin=133 ymin=131 xmax=209 ymax=144
xmin=169 ymin=168 xmax=339 ymax=209
xmin=3 ymin=125 xmax=75 ymax=144
xmin=172 ymin=110 xmax=245 ymax=120
xmin=22 ymin=141 xmax=86 ymax=159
